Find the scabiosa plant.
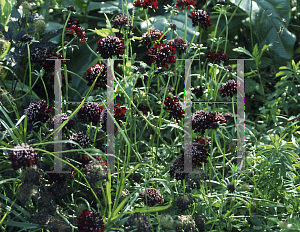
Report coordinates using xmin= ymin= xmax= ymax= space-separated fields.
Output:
xmin=164 ymin=96 xmax=185 ymax=121
xmin=49 ymin=113 xmax=75 ymax=131
xmin=147 ymin=43 xmax=176 ymax=69
xmin=96 ymin=36 xmax=126 ymax=59
xmin=140 ymin=30 xmax=166 ymax=49
xmin=77 ymin=209 xmax=105 ymax=232
xmin=49 ymin=71 xmax=72 ymax=85
xmin=30 ymin=45 xmax=52 ymax=65
xmin=177 ymin=193 xmax=194 ymax=211
xmin=124 ymin=213 xmax=152 ymax=232
xmin=175 ymin=0 xmax=196 ymax=11
xmin=68 ymin=131 xmax=91 ymax=150
xmin=181 ymin=137 xmax=210 ymax=165
xmin=167 ymin=38 xmax=189 ymax=55
xmin=112 ymin=14 xmax=134 ymax=31
xmin=77 ymin=102 xmax=104 ymax=125
xmin=133 ymin=0 xmax=158 ymax=10
xmin=85 ymin=62 xmax=107 ymax=90
xmin=8 ymin=144 xmax=39 ymax=170
xmin=177 ymin=215 xmax=196 ymax=232
xmin=188 ymin=9 xmax=212 ymax=31
xmin=85 ymin=157 xmax=108 ymax=184
xmin=139 ymin=188 xmax=163 ymax=206
xmin=100 ymin=103 xmax=127 ymax=132
xmin=219 ymin=79 xmax=237 ymax=97
xmin=169 ymin=155 xmax=189 ymax=181
xmin=21 ymin=165 xmax=44 ymax=185
xmin=206 ymin=49 xmax=228 ymax=63
xmin=65 ymin=18 xmax=87 ymax=46
xmin=24 ymin=100 xmax=53 ymax=124
xmin=42 ymin=52 xmax=67 ymax=73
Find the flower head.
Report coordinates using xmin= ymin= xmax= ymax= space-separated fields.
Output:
xmin=177 ymin=215 xmax=196 ymax=232
xmin=207 ymin=49 xmax=228 ymax=63
xmin=42 ymin=52 xmax=67 ymax=73
xmin=112 ymin=14 xmax=134 ymax=31
xmin=65 ymin=18 xmax=87 ymax=46
xmin=77 ymin=209 xmax=105 ymax=232
xmin=169 ymin=155 xmax=188 ymax=181
xmin=177 ymin=193 xmax=194 ymax=211
xmin=147 ymin=43 xmax=176 ymax=69
xmin=68 ymin=131 xmax=91 ymax=150
xmin=167 ymin=38 xmax=189 ymax=55
xmin=219 ymin=79 xmax=237 ymax=97
xmin=24 ymin=100 xmax=53 ymax=124
xmin=8 ymin=143 xmax=39 ymax=170
xmin=21 ymin=165 xmax=44 ymax=185
xmin=100 ymin=103 xmax=127 ymax=132
xmin=139 ymin=188 xmax=163 ymax=206
xmin=140 ymin=30 xmax=166 ymax=49
xmin=181 ymin=137 xmax=210 ymax=165
xmin=164 ymin=96 xmax=185 ymax=121
xmin=124 ymin=213 xmax=152 ymax=232
xmin=85 ymin=157 xmax=108 ymax=184
xmin=133 ymin=0 xmax=158 ymax=10
xmin=175 ymin=0 xmax=196 ymax=11
xmin=85 ymin=62 xmax=107 ymax=90
xmin=188 ymin=10 xmax=212 ymax=31
xmin=192 ymin=110 xmax=226 ymax=133
xmin=159 ymin=214 xmax=175 ymax=230
xmin=96 ymin=36 xmax=126 ymax=59
xmin=49 ymin=113 xmax=75 ymax=131
xmin=77 ymin=103 xmax=104 ymax=125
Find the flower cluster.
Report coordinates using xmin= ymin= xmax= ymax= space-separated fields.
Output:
xmin=207 ymin=49 xmax=228 ymax=63
xmin=100 ymin=103 xmax=127 ymax=132
xmin=46 ymin=166 xmax=75 ymax=184
xmin=85 ymin=62 xmax=107 ymax=90
xmin=219 ymin=79 xmax=237 ymax=97
xmin=49 ymin=71 xmax=72 ymax=85
xmin=24 ymin=100 xmax=53 ymax=124
xmin=140 ymin=30 xmax=166 ymax=49
xmin=77 ymin=102 xmax=104 ymax=125
xmin=124 ymin=213 xmax=152 ymax=232
xmin=85 ymin=157 xmax=108 ymax=184
xmin=96 ymin=36 xmax=126 ymax=59
xmin=133 ymin=0 xmax=158 ymax=10
xmin=188 ymin=10 xmax=212 ymax=31
xmin=30 ymin=45 xmax=52 ymax=65
xmin=139 ymin=188 xmax=163 ymax=206
xmin=164 ymin=96 xmax=185 ymax=121
xmin=167 ymin=38 xmax=189 ymax=55
xmin=77 ymin=209 xmax=105 ymax=232
xmin=112 ymin=14 xmax=134 ymax=31
xmin=49 ymin=113 xmax=75 ymax=132
xmin=42 ymin=52 xmax=67 ymax=73
xmin=68 ymin=131 xmax=91 ymax=150
xmin=175 ymin=0 xmax=196 ymax=11
xmin=147 ymin=43 xmax=176 ymax=69
xmin=8 ymin=144 xmax=39 ymax=170
xmin=192 ymin=110 xmax=226 ymax=134
xmin=65 ymin=18 xmax=87 ymax=46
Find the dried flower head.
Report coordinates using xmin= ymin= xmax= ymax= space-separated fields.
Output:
xmin=21 ymin=165 xmax=44 ymax=185
xmin=160 ymin=214 xmax=175 ymax=230
xmin=85 ymin=157 xmax=108 ymax=184
xmin=34 ymin=19 xmax=46 ymax=34
xmin=177 ymin=193 xmax=194 ymax=211
xmin=177 ymin=215 xmax=196 ymax=232
xmin=124 ymin=213 xmax=152 ymax=232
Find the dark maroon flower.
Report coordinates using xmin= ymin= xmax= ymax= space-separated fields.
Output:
xmin=77 ymin=209 xmax=105 ymax=232
xmin=167 ymin=38 xmax=189 ymax=55
xmin=68 ymin=131 xmax=91 ymax=150
xmin=170 ymin=23 xmax=177 ymax=30
xmin=181 ymin=137 xmax=210 ymax=165
xmin=191 ymin=110 xmax=215 ymax=134
xmin=164 ymin=96 xmax=185 ymax=121
xmin=67 ymin=5 xmax=76 ymax=12
xmin=24 ymin=100 xmax=53 ymax=124
xmin=42 ymin=52 xmax=67 ymax=73
xmin=140 ymin=30 xmax=166 ymax=49
xmin=50 ymin=113 xmax=75 ymax=131
xmin=85 ymin=62 xmax=107 ymax=90
xmin=80 ymin=155 xmax=106 ymax=169
xmin=175 ymin=0 xmax=196 ymax=11
xmin=65 ymin=18 xmax=87 ymax=46
xmin=77 ymin=102 xmax=104 ymax=125
xmin=212 ymin=112 xmax=226 ymax=125
xmin=96 ymin=36 xmax=126 ymax=59
xmin=112 ymin=14 xmax=134 ymax=31
xmin=139 ymin=188 xmax=163 ymax=206
xmin=138 ymin=104 xmax=150 ymax=114
xmin=169 ymin=155 xmax=188 ymax=181
xmin=133 ymin=0 xmax=158 ymax=9
xmin=100 ymin=103 xmax=127 ymax=132
xmin=49 ymin=71 xmax=72 ymax=85
xmin=193 ymin=86 xmax=203 ymax=99
xmin=46 ymin=166 xmax=75 ymax=184
xmin=147 ymin=43 xmax=176 ymax=69
xmin=224 ymin=112 xmax=234 ymax=121
xmin=207 ymin=50 xmax=228 ymax=63
xmin=219 ymin=79 xmax=237 ymax=97
xmin=227 ymin=183 xmax=235 ymax=193
xmin=30 ymin=46 xmax=52 ymax=65
xmin=188 ymin=10 xmax=212 ymax=31
xmin=135 ymin=75 xmax=148 ymax=87
xmin=225 ymin=65 xmax=233 ymax=72
xmin=8 ymin=144 xmax=39 ymax=170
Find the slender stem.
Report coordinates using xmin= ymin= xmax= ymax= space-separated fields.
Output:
xmin=184 ymin=7 xmax=188 ymax=41
xmin=26 ymin=43 xmax=32 ymax=102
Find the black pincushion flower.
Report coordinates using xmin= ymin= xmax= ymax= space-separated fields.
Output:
xmin=192 ymin=110 xmax=214 ymax=134
xmin=188 ymin=10 xmax=212 ymax=31
xmin=140 ymin=30 xmax=166 ymax=49
xmin=167 ymin=38 xmax=189 ymax=55
xmin=30 ymin=46 xmax=52 ymax=65
xmin=24 ymin=100 xmax=53 ymax=124
xmin=77 ymin=209 xmax=105 ymax=232
xmin=147 ymin=43 xmax=176 ymax=69
xmin=181 ymin=137 xmax=210 ymax=165
xmin=139 ymin=188 xmax=163 ymax=206
xmin=85 ymin=62 xmax=107 ymax=90
xmin=164 ymin=96 xmax=185 ymax=121
xmin=96 ymin=36 xmax=126 ymax=59
xmin=206 ymin=50 xmax=228 ymax=63
xmin=219 ymin=80 xmax=237 ymax=97
xmin=133 ymin=0 xmax=158 ymax=10
xmin=68 ymin=131 xmax=91 ymax=150
xmin=49 ymin=113 xmax=75 ymax=131
xmin=42 ymin=52 xmax=67 ymax=73
xmin=85 ymin=157 xmax=108 ymax=184
xmin=8 ymin=144 xmax=39 ymax=170
xmin=112 ymin=14 xmax=134 ymax=31
xmin=100 ymin=103 xmax=127 ymax=132
xmin=65 ymin=18 xmax=87 ymax=46
xmin=169 ymin=155 xmax=188 ymax=181
xmin=77 ymin=103 xmax=104 ymax=125
xmin=175 ymin=0 xmax=196 ymax=11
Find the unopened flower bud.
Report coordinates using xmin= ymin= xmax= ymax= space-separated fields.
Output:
xmin=34 ymin=19 xmax=46 ymax=34
xmin=22 ymin=1 xmax=32 ymax=15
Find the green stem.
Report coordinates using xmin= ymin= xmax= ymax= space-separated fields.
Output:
xmin=26 ymin=43 xmax=32 ymax=102
xmin=211 ymin=12 xmax=222 ymax=51
xmin=184 ymin=7 xmax=188 ymax=41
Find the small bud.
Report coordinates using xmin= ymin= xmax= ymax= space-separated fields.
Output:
xmin=227 ymin=183 xmax=235 ymax=193
xmin=159 ymin=214 xmax=175 ymax=230
xmin=22 ymin=1 xmax=32 ymax=15
xmin=211 ymin=122 xmax=219 ymax=129
xmin=138 ymin=66 xmax=146 ymax=74
xmin=170 ymin=23 xmax=177 ymax=30
xmin=67 ymin=5 xmax=76 ymax=12
xmin=34 ymin=19 xmax=46 ymax=34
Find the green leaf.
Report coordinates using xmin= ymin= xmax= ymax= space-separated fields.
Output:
xmin=98 ymin=1 xmax=133 ymax=14
xmin=73 ymin=0 xmax=88 ymax=12
xmin=233 ymin=47 xmax=253 ymax=58
xmin=0 ymin=0 xmax=13 ymax=32
xmin=229 ymin=0 xmax=296 ymax=63
xmin=89 ymin=28 xmax=119 ymax=37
